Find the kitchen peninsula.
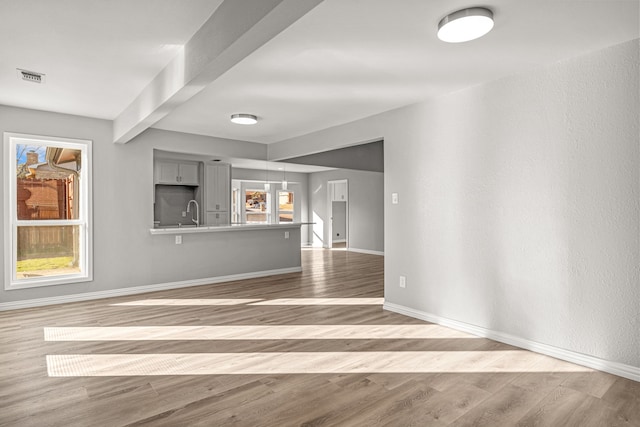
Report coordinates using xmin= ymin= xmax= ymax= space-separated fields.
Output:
xmin=149 ymin=222 xmax=303 ymax=235
xmin=146 ymin=222 xmax=302 ymax=286
xmin=150 ymin=151 xmax=303 ymax=284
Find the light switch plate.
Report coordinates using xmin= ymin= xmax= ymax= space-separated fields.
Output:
xmin=392 ymin=193 xmax=399 ymax=204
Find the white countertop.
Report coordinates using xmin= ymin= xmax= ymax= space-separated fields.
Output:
xmin=149 ymin=222 xmax=304 ymax=235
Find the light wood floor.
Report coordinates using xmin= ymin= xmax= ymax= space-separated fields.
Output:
xmin=1 ymin=249 xmax=638 ymax=426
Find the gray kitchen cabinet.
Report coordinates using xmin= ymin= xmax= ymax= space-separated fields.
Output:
xmin=205 ymin=163 xmax=231 ymax=225
xmin=155 ymin=160 xmax=199 ymax=185
xmin=206 ymin=211 xmax=229 ymax=226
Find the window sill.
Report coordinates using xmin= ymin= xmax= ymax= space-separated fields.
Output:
xmin=5 ymin=273 xmax=92 ymax=291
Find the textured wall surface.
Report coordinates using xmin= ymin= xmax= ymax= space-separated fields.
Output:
xmin=383 ymin=39 xmax=639 ymax=367
xmin=270 ymin=39 xmax=640 ymax=368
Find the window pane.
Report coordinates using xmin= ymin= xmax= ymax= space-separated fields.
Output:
xmin=245 ymin=190 xmax=268 ymax=223
xmin=278 ymin=191 xmax=293 ymax=223
xmin=278 ymin=191 xmax=293 ymax=211
xmin=16 ymin=225 xmax=81 ymax=280
xmin=16 ymin=144 xmax=81 ymax=220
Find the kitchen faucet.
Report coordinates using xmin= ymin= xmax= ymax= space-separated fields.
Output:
xmin=186 ymin=199 xmax=199 ymax=227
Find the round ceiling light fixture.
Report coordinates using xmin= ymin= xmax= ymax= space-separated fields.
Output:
xmin=230 ymin=113 xmax=258 ymax=125
xmin=437 ymin=7 xmax=494 ymax=43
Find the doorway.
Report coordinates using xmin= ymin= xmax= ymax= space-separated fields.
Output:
xmin=327 ymin=179 xmax=348 ymax=249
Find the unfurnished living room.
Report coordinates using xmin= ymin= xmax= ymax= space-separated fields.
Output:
xmin=1 ymin=1 xmax=639 ymax=426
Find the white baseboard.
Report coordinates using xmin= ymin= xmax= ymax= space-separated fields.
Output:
xmin=348 ymin=247 xmax=384 ymax=256
xmin=0 ymin=267 xmax=302 ymax=311
xmin=332 ymin=239 xmax=346 ymax=243
xmin=383 ymin=302 xmax=640 ymax=383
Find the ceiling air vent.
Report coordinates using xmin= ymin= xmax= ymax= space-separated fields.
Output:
xmin=17 ymin=69 xmax=46 ymax=84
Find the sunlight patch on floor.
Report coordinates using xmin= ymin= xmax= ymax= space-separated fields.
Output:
xmin=110 ymin=298 xmax=264 ymax=306
xmin=46 ymin=351 xmax=592 ymax=377
xmin=44 ymin=324 xmax=473 ymax=341
xmin=249 ymin=298 xmax=383 ymax=305
xmin=108 ymin=298 xmax=383 ymax=306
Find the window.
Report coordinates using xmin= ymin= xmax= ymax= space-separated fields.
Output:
xmin=244 ymin=189 xmax=269 ymax=223
xmin=277 ymin=191 xmax=294 ymax=223
xmin=4 ymin=133 xmax=92 ymax=289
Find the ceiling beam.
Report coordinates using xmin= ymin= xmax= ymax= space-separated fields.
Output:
xmin=113 ymin=0 xmax=323 ymax=144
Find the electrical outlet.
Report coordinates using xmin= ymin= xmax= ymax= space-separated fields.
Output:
xmin=399 ymin=275 xmax=406 ymax=288
xmin=181 ymin=211 xmax=187 ymax=217
xmin=392 ymin=193 xmax=399 ymax=204
xmin=285 ymin=231 xmax=290 ymax=239
xmin=175 ymin=235 xmax=182 ymax=245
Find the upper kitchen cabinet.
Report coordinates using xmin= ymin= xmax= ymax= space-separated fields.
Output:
xmin=154 ymin=160 xmax=200 ymax=186
xmin=205 ymin=163 xmax=231 ymax=213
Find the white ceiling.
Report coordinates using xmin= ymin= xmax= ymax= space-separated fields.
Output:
xmin=0 ymin=0 xmax=223 ymax=119
xmin=1 ymin=0 xmax=638 ymax=145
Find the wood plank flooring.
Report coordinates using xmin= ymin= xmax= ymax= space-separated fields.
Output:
xmin=0 ymin=248 xmax=638 ymax=426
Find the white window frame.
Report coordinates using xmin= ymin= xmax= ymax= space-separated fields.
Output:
xmin=4 ymin=132 xmax=93 ymax=290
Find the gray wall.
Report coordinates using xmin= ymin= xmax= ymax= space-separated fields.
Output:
xmin=284 ymin=140 xmax=383 ymax=172
xmin=308 ymin=169 xmax=384 ymax=253
xmin=270 ymin=39 xmax=640 ymax=368
xmin=0 ymin=113 xmax=300 ymax=304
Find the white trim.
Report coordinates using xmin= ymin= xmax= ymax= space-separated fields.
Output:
xmin=3 ymin=133 xmax=12 ymax=293
xmin=0 ymin=267 xmax=302 ymax=311
xmin=348 ymin=247 xmax=384 ymax=256
xmin=383 ymin=302 xmax=640 ymax=382
xmin=4 ymin=132 xmax=93 ymax=290
xmin=332 ymin=239 xmax=346 ymax=243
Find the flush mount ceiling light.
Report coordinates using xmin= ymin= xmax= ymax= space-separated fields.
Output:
xmin=230 ymin=113 xmax=258 ymax=125
xmin=437 ymin=7 xmax=494 ymax=43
